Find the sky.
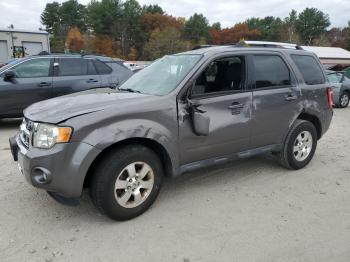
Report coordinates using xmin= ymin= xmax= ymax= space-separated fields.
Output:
xmin=0 ymin=0 xmax=349 ymax=31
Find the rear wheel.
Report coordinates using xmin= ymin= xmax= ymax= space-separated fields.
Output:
xmin=339 ymin=92 xmax=349 ymax=108
xmin=90 ymin=144 xmax=163 ymax=221
xmin=279 ymin=120 xmax=317 ymax=170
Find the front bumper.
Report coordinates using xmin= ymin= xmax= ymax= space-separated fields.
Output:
xmin=10 ymin=134 xmax=101 ymax=198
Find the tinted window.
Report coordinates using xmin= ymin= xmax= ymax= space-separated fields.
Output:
xmin=253 ymin=55 xmax=291 ymax=89
xmin=94 ymin=60 xmax=112 ymax=74
xmin=12 ymin=58 xmax=51 ymax=78
xmin=87 ymin=60 xmax=97 ymax=75
xmin=192 ymin=56 xmax=245 ymax=96
xmin=57 ymin=58 xmax=87 ymax=76
xmin=291 ymin=55 xmax=325 ymax=85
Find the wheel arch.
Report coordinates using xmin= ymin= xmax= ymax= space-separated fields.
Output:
xmin=296 ymin=112 xmax=322 ymax=140
xmin=83 ymin=137 xmax=174 ymax=188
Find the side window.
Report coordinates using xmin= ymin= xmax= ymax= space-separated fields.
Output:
xmin=291 ymin=55 xmax=325 ymax=85
xmin=94 ymin=60 xmax=112 ymax=75
xmin=12 ymin=58 xmax=51 ymax=78
xmin=253 ymin=55 xmax=291 ymax=89
xmin=191 ymin=56 xmax=245 ymax=96
xmin=327 ymin=73 xmax=340 ymax=84
xmin=87 ymin=60 xmax=98 ymax=75
xmin=57 ymin=58 xmax=87 ymax=76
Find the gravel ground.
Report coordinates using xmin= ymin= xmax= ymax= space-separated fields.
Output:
xmin=0 ymin=108 xmax=350 ymax=262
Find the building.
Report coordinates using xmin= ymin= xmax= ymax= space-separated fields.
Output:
xmin=0 ymin=28 xmax=50 ymax=63
xmin=301 ymin=46 xmax=350 ymax=70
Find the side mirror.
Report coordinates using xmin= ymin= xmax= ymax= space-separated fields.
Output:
xmin=188 ymin=99 xmax=210 ymax=136
xmin=3 ymin=70 xmax=15 ymax=82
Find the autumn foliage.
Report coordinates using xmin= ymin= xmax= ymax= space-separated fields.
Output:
xmin=66 ymin=27 xmax=84 ymax=52
xmin=211 ymin=23 xmax=261 ymax=45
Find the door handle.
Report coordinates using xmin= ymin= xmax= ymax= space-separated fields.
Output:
xmin=285 ymin=94 xmax=298 ymax=101
xmin=87 ymin=79 xmax=98 ymax=83
xmin=228 ymin=102 xmax=244 ymax=115
xmin=38 ymin=82 xmax=51 ymax=87
xmin=228 ymin=103 xmax=244 ymax=110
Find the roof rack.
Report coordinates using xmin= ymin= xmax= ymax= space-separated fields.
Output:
xmin=192 ymin=45 xmax=217 ymax=50
xmin=192 ymin=41 xmax=304 ymax=51
xmin=235 ymin=41 xmax=303 ymax=50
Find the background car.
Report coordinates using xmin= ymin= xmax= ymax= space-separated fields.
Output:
xmin=326 ymin=70 xmax=350 ymax=108
xmin=0 ymin=54 xmax=133 ymax=118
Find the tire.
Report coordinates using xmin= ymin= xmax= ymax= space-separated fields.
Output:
xmin=339 ymin=92 xmax=349 ymax=108
xmin=90 ymin=144 xmax=163 ymax=221
xmin=279 ymin=120 xmax=317 ymax=170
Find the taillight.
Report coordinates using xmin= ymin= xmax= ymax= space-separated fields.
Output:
xmin=327 ymin=87 xmax=334 ymax=108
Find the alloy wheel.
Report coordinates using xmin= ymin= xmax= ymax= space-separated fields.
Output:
xmin=293 ymin=131 xmax=313 ymax=162
xmin=114 ymin=162 xmax=154 ymax=208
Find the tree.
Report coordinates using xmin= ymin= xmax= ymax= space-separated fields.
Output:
xmin=346 ymin=21 xmax=350 ymax=51
xmin=284 ymin=9 xmax=298 ymax=43
xmin=60 ymin=0 xmax=87 ymax=32
xmin=66 ymin=27 xmax=83 ymax=52
xmin=142 ymin=4 xmax=164 ymax=15
xmin=295 ymin=8 xmax=330 ymax=45
xmin=87 ymin=0 xmax=123 ymax=36
xmin=212 ymin=22 xmax=221 ymax=31
xmin=211 ymin=23 xmax=260 ymax=44
xmin=142 ymin=13 xmax=183 ymax=34
xmin=247 ymin=16 xmax=283 ymax=41
xmin=143 ymin=26 xmax=190 ymax=60
xmin=184 ymin=13 xmax=210 ymax=44
xmin=41 ymin=2 xmax=61 ymax=35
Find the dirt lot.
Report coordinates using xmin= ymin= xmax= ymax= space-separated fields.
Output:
xmin=0 ymin=108 xmax=349 ymax=262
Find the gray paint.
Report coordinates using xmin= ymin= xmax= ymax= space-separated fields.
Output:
xmin=11 ymin=46 xmax=333 ymax=198
xmin=0 ymin=55 xmax=133 ymax=118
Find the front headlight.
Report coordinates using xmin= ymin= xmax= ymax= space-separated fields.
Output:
xmin=32 ymin=123 xmax=72 ymax=149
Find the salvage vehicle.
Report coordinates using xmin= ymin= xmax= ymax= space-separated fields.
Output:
xmin=10 ymin=45 xmax=333 ymax=221
xmin=326 ymin=70 xmax=350 ymax=108
xmin=0 ymin=54 xmax=133 ymax=118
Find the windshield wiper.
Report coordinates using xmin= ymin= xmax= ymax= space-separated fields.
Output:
xmin=118 ymin=88 xmax=141 ymax=93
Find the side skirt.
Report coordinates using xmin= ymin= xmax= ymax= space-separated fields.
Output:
xmin=175 ymin=144 xmax=282 ymax=176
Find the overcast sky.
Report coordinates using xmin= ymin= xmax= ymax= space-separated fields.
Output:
xmin=0 ymin=0 xmax=349 ymax=31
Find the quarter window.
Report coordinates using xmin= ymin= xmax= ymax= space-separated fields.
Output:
xmin=291 ymin=55 xmax=325 ymax=85
xmin=12 ymin=58 xmax=51 ymax=78
xmin=253 ymin=55 xmax=291 ymax=89
xmin=94 ymin=60 xmax=112 ymax=75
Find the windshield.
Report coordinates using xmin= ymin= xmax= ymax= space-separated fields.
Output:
xmin=119 ymin=54 xmax=202 ymax=95
xmin=0 ymin=58 xmax=23 ymax=73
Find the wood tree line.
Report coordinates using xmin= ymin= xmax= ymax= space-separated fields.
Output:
xmin=41 ymin=0 xmax=350 ymax=60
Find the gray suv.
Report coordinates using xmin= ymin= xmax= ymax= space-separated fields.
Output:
xmin=10 ymin=46 xmax=333 ymax=221
xmin=0 ymin=54 xmax=133 ymax=118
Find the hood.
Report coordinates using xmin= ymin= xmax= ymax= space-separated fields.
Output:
xmin=24 ymin=88 xmax=151 ymax=124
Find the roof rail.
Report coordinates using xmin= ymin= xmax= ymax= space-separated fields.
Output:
xmin=192 ymin=45 xmax=217 ymax=50
xmin=236 ymin=41 xmax=303 ymax=50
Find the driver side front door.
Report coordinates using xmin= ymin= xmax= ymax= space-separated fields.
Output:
xmin=178 ymin=55 xmax=252 ymax=165
xmin=0 ymin=58 xmax=53 ymax=117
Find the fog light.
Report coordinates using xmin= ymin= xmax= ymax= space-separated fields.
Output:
xmin=32 ymin=167 xmax=52 ymax=185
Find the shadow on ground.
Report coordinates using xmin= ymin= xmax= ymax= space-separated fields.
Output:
xmin=0 ymin=118 xmax=22 ymax=129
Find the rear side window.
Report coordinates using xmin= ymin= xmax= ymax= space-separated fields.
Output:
xmin=87 ymin=60 xmax=98 ymax=75
xmin=291 ymin=55 xmax=325 ymax=85
xmin=253 ymin=55 xmax=291 ymax=89
xmin=94 ymin=60 xmax=112 ymax=75
xmin=57 ymin=58 xmax=87 ymax=76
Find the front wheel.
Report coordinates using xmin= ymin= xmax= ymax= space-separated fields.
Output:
xmin=279 ymin=120 xmax=317 ymax=170
xmin=90 ymin=145 xmax=163 ymax=221
xmin=339 ymin=92 xmax=349 ymax=108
